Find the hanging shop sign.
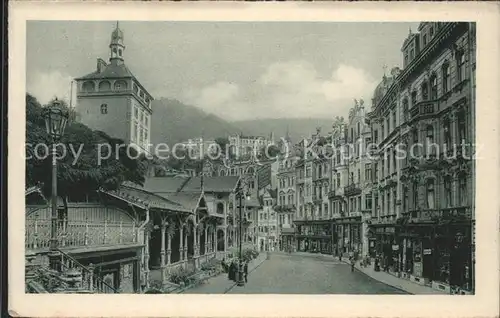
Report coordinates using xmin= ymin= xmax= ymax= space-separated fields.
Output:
xmin=423 ymin=248 xmax=432 ymax=255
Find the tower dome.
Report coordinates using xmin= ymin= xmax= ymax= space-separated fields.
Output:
xmin=109 ymin=22 xmax=125 ymax=64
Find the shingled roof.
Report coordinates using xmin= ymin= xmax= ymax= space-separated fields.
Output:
xmin=75 ymin=63 xmax=135 ymax=81
xmin=183 ymin=176 xmax=240 ymax=193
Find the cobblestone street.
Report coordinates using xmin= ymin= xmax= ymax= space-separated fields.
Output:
xmin=186 ymin=252 xmax=407 ymax=294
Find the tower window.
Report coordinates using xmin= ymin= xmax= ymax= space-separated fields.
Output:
xmin=100 ymin=104 xmax=108 ymax=114
xmin=113 ymin=48 xmax=117 ymax=54
xmin=118 ymin=49 xmax=123 ymax=56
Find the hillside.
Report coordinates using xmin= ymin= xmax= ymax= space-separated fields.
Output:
xmin=150 ymin=98 xmax=242 ymax=146
xmin=150 ymin=98 xmax=338 ymax=146
xmin=234 ymin=118 xmax=335 ymax=143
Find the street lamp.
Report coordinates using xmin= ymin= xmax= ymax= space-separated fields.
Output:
xmin=42 ymin=98 xmax=69 ymax=271
xmin=236 ymin=181 xmax=250 ymax=287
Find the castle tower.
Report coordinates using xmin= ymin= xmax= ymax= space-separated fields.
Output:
xmin=74 ymin=22 xmax=154 ymax=153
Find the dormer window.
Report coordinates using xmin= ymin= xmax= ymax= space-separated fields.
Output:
xmin=101 ymin=103 xmax=108 ymax=114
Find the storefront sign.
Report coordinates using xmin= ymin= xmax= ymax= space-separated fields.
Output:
xmin=423 ymin=248 xmax=432 ymax=255
xmin=392 ymin=244 xmax=399 ymax=251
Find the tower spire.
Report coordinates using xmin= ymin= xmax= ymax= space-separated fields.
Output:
xmin=109 ymin=21 xmax=125 ymax=65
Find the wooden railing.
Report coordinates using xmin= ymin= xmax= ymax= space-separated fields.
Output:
xmin=56 ymin=248 xmax=118 ymax=293
xmin=25 ymin=219 xmax=137 ymax=250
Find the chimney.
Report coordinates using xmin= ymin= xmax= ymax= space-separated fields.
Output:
xmin=97 ymin=58 xmax=107 ymax=73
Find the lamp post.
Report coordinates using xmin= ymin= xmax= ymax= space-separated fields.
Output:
xmin=236 ymin=181 xmax=250 ymax=287
xmin=42 ymin=98 xmax=69 ymax=271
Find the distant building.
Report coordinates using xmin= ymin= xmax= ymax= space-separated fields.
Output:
xmin=75 ymin=22 xmax=154 ymax=153
xmin=228 ymin=133 xmax=274 ymax=158
xmin=180 ymin=137 xmax=216 ymax=160
xmin=257 ymin=188 xmax=278 ymax=252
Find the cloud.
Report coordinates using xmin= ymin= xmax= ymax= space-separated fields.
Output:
xmin=181 ymin=61 xmax=378 ymax=121
xmin=27 ymin=70 xmax=76 ymax=106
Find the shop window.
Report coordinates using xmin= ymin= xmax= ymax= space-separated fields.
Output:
xmin=426 ymin=179 xmax=435 ymax=209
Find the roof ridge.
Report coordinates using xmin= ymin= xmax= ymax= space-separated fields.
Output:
xmin=176 ymin=176 xmax=192 ymax=193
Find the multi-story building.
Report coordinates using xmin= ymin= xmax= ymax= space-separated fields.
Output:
xmin=228 ymin=133 xmax=274 ymax=158
xmin=276 ymin=136 xmax=298 ymax=251
xmin=180 ymin=137 xmax=216 ymax=160
xmin=369 ymin=22 xmax=475 ymax=294
xmin=75 ymin=23 xmax=154 ymax=153
xmin=328 ymin=101 xmax=372 ymax=258
xmin=258 ymin=189 xmax=278 ymax=251
xmin=294 ymin=130 xmax=334 ymax=253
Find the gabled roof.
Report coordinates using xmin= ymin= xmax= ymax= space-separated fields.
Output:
xmin=75 ymin=63 xmax=135 ymax=81
xmin=183 ymin=176 xmax=240 ymax=193
xmin=167 ymin=192 xmax=204 ymax=212
xmin=267 ymin=188 xmax=277 ymax=199
xmin=139 ymin=177 xmax=189 ymax=193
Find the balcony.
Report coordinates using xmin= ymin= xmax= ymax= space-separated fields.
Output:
xmin=25 ymin=219 xmax=137 ymax=252
xmin=344 ymin=183 xmax=362 ymax=197
xmin=410 ymin=100 xmax=438 ymax=120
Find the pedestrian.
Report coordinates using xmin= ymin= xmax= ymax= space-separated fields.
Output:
xmin=228 ymin=260 xmax=236 ymax=281
xmin=243 ymin=261 xmax=248 ymax=283
xmin=350 ymin=256 xmax=355 ymax=272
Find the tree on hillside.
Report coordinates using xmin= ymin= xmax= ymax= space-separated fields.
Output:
xmin=26 ymin=94 xmax=148 ymax=203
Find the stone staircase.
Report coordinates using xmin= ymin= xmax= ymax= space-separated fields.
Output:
xmin=25 ymin=249 xmax=119 ymax=294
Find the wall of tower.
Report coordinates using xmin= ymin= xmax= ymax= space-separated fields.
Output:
xmin=76 ymin=95 xmax=132 ymax=144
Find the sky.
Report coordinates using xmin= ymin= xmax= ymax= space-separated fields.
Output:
xmin=26 ymin=21 xmax=420 ymax=121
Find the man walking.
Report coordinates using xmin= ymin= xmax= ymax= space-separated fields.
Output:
xmin=243 ymin=260 xmax=249 ymax=283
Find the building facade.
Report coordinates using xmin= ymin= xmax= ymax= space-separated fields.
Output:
xmin=368 ymin=22 xmax=475 ymax=294
xmin=257 ymin=189 xmax=279 ymax=251
xmin=75 ymin=23 xmax=154 ymax=153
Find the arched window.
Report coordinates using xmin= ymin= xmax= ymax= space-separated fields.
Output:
xmin=421 ymin=81 xmax=429 ymax=101
xmin=403 ymin=186 xmax=409 ymax=212
xmin=118 ymin=49 xmax=123 ymax=57
xmin=443 ymin=118 xmax=452 ymax=147
xmin=411 ymin=90 xmax=417 ymax=106
xmin=133 ymin=84 xmax=139 ymax=94
xmin=114 ymin=80 xmax=128 ymax=91
xmin=220 ymin=169 xmax=226 ymax=176
xmin=427 ymin=125 xmax=435 ymax=155
xmin=217 ymin=203 xmax=224 ymax=214
xmin=442 ymin=63 xmax=451 ymax=93
xmin=82 ymin=81 xmax=95 ymax=92
xmin=98 ymin=80 xmax=111 ymax=91
xmin=430 ymin=74 xmax=438 ymax=99
xmin=247 ymin=167 xmax=255 ymax=175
